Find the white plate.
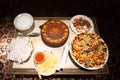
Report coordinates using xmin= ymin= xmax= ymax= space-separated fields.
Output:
xmin=14 ymin=13 xmax=33 ymax=31
xmin=69 ymin=33 xmax=109 ymax=70
xmin=70 ymin=15 xmax=94 ymax=34
xmin=7 ymin=36 xmax=33 ymax=64
xmin=33 ymin=51 xmax=59 ymax=76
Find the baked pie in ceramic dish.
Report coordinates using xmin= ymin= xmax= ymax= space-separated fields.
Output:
xmin=40 ymin=19 xmax=69 ymax=47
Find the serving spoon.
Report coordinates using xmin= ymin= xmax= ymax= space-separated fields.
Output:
xmin=34 ymin=62 xmax=42 ymax=80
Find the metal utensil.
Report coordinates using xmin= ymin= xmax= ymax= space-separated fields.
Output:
xmin=56 ymin=43 xmax=70 ymax=71
xmin=18 ymin=32 xmax=40 ymax=37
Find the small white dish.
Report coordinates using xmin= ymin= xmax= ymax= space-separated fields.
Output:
xmin=70 ymin=15 xmax=94 ymax=34
xmin=14 ymin=13 xmax=33 ymax=31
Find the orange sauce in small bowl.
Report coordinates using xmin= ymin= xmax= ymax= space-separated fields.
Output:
xmin=34 ymin=52 xmax=45 ymax=64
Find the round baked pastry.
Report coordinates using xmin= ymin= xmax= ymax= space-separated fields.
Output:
xmin=41 ymin=19 xmax=69 ymax=47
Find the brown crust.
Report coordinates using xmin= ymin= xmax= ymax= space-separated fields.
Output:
xmin=41 ymin=19 xmax=69 ymax=47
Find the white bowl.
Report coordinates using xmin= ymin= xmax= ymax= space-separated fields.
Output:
xmin=70 ymin=33 xmax=109 ymax=70
xmin=14 ymin=13 xmax=33 ymax=31
xmin=70 ymin=15 xmax=94 ymax=34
